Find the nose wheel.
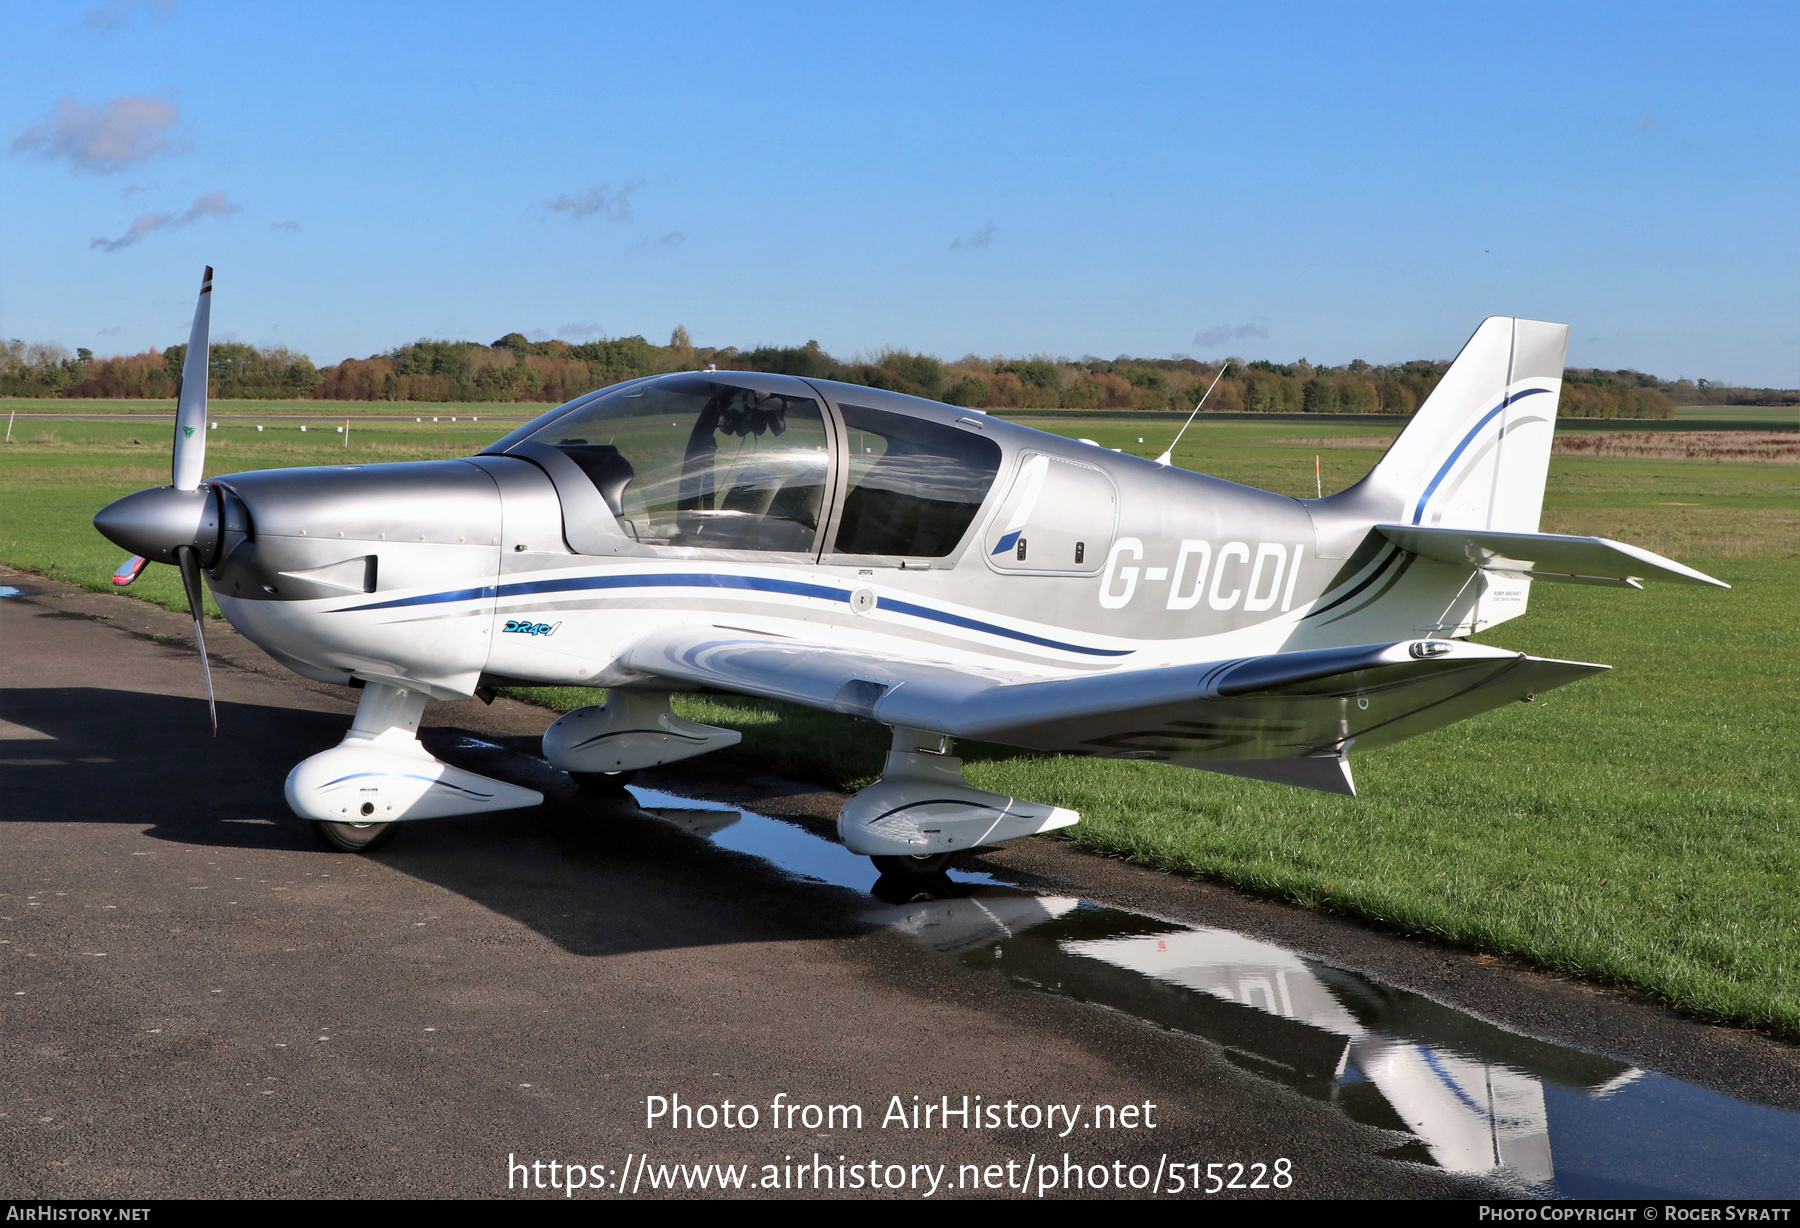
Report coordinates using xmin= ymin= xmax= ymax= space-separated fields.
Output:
xmin=313 ymin=819 xmax=400 ymax=853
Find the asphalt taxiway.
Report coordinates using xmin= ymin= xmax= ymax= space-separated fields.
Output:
xmin=2 ymin=570 xmax=1797 ymax=1199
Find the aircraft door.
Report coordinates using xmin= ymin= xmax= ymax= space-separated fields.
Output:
xmin=816 ymin=402 xmax=1002 ymax=566
xmin=983 ymin=452 xmax=1117 ymax=576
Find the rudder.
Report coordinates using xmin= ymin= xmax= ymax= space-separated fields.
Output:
xmin=1360 ymin=316 xmax=1567 ymax=533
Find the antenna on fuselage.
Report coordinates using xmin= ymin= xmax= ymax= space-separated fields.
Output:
xmin=1154 ymin=361 xmax=1230 ymax=467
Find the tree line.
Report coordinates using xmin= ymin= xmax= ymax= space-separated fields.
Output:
xmin=1 ymin=339 xmax=319 ymax=400
xmin=7 ymin=331 xmax=1794 ymax=417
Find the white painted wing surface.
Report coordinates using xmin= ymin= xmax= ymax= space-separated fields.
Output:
xmin=621 ymin=628 xmax=1607 ymax=795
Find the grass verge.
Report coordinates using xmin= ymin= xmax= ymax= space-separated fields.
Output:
xmin=3 ymin=411 xmax=1796 ymax=1032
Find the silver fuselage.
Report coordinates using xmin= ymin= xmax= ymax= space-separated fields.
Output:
xmin=204 ymin=374 xmax=1524 ymax=703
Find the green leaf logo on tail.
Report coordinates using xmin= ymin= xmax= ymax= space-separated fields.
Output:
xmin=183 ymin=426 xmax=195 ymax=438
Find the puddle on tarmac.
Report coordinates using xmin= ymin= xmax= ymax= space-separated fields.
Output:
xmin=628 ymin=785 xmax=1800 ymax=1198
xmin=0 ymin=586 xmax=26 ymax=598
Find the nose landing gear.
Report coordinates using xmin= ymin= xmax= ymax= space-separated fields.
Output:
xmin=289 ymin=680 xmax=545 ymax=852
xmin=313 ymin=819 xmax=399 ymax=853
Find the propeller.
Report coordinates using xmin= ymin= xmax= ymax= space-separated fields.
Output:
xmin=172 ymin=266 xmax=213 ymax=491
xmin=176 ymin=543 xmax=219 ymax=737
xmin=94 ymin=266 xmax=220 ymax=734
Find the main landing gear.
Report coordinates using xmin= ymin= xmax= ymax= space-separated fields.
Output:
xmin=542 ymin=689 xmax=738 ymax=781
xmin=838 ymin=727 xmax=1080 ymax=876
xmin=871 ymin=853 xmax=957 ymax=875
xmin=288 ymin=690 xmax=1080 ymax=875
xmin=569 ymin=769 xmax=637 ymax=793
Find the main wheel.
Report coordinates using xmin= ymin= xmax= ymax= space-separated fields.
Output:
xmin=313 ymin=819 xmax=400 ymax=853
xmin=871 ymin=852 xmax=956 ymax=876
xmin=570 ymin=769 xmax=637 ymax=793
xmin=869 ymin=871 xmax=959 ymax=904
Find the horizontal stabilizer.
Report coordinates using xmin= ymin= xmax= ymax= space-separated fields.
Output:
xmin=1376 ymin=524 xmax=1728 ymax=589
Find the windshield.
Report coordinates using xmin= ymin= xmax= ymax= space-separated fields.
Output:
xmin=526 ymin=376 xmax=829 ymax=552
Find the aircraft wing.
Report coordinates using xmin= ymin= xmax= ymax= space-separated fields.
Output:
xmin=1376 ymin=524 xmax=1728 ymax=588
xmin=621 ymin=628 xmax=1607 ymax=795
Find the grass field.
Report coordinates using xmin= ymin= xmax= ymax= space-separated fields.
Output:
xmin=1 ymin=397 xmax=541 ymax=421
xmin=1675 ymin=404 xmax=1800 ymax=427
xmin=2 ymin=409 xmax=1796 ymax=1033
xmin=0 ymin=416 xmax=512 ymax=617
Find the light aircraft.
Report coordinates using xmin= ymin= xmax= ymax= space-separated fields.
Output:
xmin=95 ymin=269 xmax=1726 ymax=867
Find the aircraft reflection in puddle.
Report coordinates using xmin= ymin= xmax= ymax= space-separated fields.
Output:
xmin=870 ymin=889 xmax=1624 ymax=1182
xmin=627 ymin=787 xmax=1800 ymax=1198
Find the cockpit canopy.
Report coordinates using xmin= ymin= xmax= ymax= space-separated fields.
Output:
xmin=495 ymin=374 xmax=1002 ymax=559
xmin=529 ymin=377 xmax=828 ymax=551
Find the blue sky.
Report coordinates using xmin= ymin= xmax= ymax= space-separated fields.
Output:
xmin=2 ymin=1 xmax=1796 ymax=385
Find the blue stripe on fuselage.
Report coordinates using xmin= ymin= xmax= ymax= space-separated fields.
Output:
xmin=333 ymin=572 xmax=845 ymax=613
xmin=331 ymin=571 xmax=1133 ymax=658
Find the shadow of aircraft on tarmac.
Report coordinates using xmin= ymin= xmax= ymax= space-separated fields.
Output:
xmin=0 ymin=686 xmax=876 ymax=958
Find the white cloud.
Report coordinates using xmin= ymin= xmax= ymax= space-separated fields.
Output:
xmin=628 ymin=231 xmax=685 ymax=252
xmin=548 ymin=180 xmax=644 ymax=222
xmin=11 ymin=95 xmax=185 ymax=173
xmin=90 ymin=191 xmax=240 ymax=252
xmin=83 ymin=0 xmax=175 ymax=31
xmin=950 ymin=222 xmax=997 ymax=250
xmin=1193 ymin=322 xmax=1269 ymax=347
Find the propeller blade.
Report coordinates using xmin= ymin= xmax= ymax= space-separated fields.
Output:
xmin=111 ymin=554 xmax=148 ymax=586
xmin=172 ymin=266 xmax=213 ymax=492
xmin=174 ymin=544 xmax=218 ymax=737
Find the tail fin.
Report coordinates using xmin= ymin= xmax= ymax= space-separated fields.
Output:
xmin=1360 ymin=316 xmax=1567 ymax=532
